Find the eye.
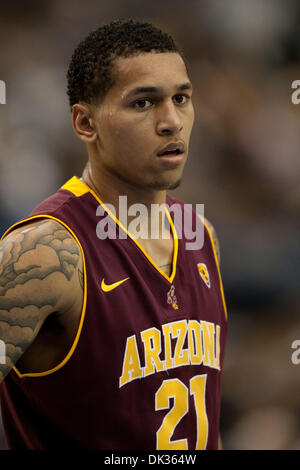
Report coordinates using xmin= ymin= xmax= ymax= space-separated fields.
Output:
xmin=133 ymin=98 xmax=152 ymax=110
xmin=173 ymin=94 xmax=189 ymax=105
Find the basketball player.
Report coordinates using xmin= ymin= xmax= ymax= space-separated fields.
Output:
xmin=0 ymin=20 xmax=227 ymax=449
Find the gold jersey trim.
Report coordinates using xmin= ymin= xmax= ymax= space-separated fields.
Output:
xmin=0 ymin=214 xmax=87 ymax=379
xmin=61 ymin=176 xmax=89 ymax=197
xmin=202 ymin=218 xmax=228 ymax=322
xmin=64 ymin=176 xmax=178 ymax=284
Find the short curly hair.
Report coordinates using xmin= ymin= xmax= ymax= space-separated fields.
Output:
xmin=66 ymin=19 xmax=184 ymax=110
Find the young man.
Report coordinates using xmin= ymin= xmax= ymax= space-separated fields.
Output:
xmin=0 ymin=20 xmax=227 ymax=449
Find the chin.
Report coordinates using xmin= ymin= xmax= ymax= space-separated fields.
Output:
xmin=148 ymin=178 xmax=182 ymax=191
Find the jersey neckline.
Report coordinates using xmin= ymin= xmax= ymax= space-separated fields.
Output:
xmin=61 ymin=176 xmax=178 ymax=284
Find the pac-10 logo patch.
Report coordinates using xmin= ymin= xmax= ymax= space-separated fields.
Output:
xmin=197 ymin=263 xmax=210 ymax=288
xmin=167 ymin=285 xmax=179 ymax=310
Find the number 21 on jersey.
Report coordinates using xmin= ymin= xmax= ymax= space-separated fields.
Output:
xmin=155 ymin=374 xmax=208 ymax=450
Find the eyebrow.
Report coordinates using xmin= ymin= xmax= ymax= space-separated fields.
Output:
xmin=125 ymin=82 xmax=193 ymax=100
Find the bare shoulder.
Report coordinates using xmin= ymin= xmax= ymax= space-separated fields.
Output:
xmin=1 ymin=218 xmax=83 ymax=292
xmin=2 ymin=215 xmax=82 ymax=261
xmin=203 ymin=217 xmax=221 ymax=266
xmin=0 ymin=218 xmax=83 ymax=382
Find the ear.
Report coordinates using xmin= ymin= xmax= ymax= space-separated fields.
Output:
xmin=71 ymin=104 xmax=98 ymax=143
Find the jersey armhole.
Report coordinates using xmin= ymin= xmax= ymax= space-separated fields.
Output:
xmin=199 ymin=215 xmax=228 ymax=322
xmin=1 ymin=214 xmax=88 ymax=379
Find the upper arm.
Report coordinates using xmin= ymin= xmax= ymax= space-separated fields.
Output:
xmin=0 ymin=219 xmax=83 ymax=383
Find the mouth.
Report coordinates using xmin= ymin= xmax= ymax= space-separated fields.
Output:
xmin=156 ymin=152 xmax=185 ymax=168
xmin=156 ymin=142 xmax=185 ymax=166
xmin=157 ymin=142 xmax=185 ymax=158
xmin=158 ymin=149 xmax=184 ymax=157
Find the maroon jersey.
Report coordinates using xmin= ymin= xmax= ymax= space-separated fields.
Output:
xmin=0 ymin=176 xmax=227 ymax=449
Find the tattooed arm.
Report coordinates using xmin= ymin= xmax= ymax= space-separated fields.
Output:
xmin=0 ymin=219 xmax=83 ymax=383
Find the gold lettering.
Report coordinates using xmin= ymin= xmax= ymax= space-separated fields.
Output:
xmin=162 ymin=323 xmax=173 ymax=369
xmin=119 ymin=335 xmax=142 ymax=387
xmin=141 ymin=328 xmax=164 ymax=376
xmin=171 ymin=321 xmax=189 ymax=367
xmin=188 ymin=320 xmax=203 ymax=365
xmin=201 ymin=321 xmax=215 ymax=368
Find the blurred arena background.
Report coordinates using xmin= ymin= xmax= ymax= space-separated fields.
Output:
xmin=0 ymin=0 xmax=300 ymax=450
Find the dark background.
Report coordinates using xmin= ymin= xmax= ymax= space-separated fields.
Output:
xmin=0 ymin=0 xmax=300 ymax=450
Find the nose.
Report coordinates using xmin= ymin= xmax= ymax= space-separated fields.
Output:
xmin=156 ymin=101 xmax=183 ymax=136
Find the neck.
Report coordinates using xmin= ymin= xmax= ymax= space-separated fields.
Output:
xmin=82 ymin=161 xmax=167 ymax=207
xmin=81 ymin=162 xmax=170 ymax=240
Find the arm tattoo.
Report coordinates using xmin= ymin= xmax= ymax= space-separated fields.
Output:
xmin=0 ymin=220 xmax=80 ymax=382
xmin=78 ymin=268 xmax=84 ymax=290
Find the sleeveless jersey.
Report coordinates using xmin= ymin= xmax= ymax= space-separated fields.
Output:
xmin=0 ymin=176 xmax=227 ymax=449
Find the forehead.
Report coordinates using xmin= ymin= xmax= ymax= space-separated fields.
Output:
xmin=110 ymin=52 xmax=190 ymax=95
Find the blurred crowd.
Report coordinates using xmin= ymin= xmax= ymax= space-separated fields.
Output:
xmin=0 ymin=0 xmax=299 ymax=450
